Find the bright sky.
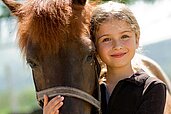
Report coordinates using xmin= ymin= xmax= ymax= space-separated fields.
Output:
xmin=130 ymin=0 xmax=171 ymax=45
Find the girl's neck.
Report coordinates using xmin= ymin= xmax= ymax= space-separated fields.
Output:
xmin=106 ymin=68 xmax=134 ymax=81
xmin=105 ymin=64 xmax=134 ymax=92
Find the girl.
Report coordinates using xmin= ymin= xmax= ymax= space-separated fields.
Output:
xmin=43 ymin=1 xmax=166 ymax=114
xmin=90 ymin=1 xmax=166 ymax=114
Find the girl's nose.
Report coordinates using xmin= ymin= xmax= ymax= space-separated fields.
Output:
xmin=112 ymin=40 xmax=123 ymax=50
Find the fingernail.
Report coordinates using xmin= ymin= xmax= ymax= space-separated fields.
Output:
xmin=57 ymin=95 xmax=61 ymax=98
xmin=61 ymin=96 xmax=64 ymax=100
xmin=60 ymin=102 xmax=63 ymax=105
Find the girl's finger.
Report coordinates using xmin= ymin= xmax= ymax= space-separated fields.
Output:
xmin=44 ymin=94 xmax=49 ymax=107
xmin=48 ymin=96 xmax=64 ymax=108
xmin=54 ymin=101 xmax=64 ymax=111
xmin=51 ymin=102 xmax=63 ymax=114
xmin=50 ymin=97 xmax=64 ymax=114
xmin=56 ymin=110 xmax=59 ymax=114
xmin=43 ymin=95 xmax=64 ymax=114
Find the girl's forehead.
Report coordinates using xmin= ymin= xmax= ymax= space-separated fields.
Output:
xmin=100 ymin=19 xmax=132 ymax=31
xmin=95 ymin=19 xmax=134 ymax=39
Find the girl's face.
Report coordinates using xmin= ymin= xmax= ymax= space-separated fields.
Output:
xmin=95 ymin=19 xmax=139 ymax=68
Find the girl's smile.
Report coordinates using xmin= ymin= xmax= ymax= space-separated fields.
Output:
xmin=110 ymin=52 xmax=127 ymax=58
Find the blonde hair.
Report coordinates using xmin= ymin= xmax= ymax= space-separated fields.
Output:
xmin=90 ymin=1 xmax=140 ymax=43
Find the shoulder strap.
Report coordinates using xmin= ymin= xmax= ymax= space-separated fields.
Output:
xmin=142 ymin=76 xmax=162 ymax=95
xmin=135 ymin=71 xmax=163 ymax=95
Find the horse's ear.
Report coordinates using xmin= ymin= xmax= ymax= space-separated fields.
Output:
xmin=2 ymin=0 xmax=22 ymax=14
xmin=73 ymin=0 xmax=87 ymax=5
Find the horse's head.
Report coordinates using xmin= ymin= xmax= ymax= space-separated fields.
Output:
xmin=2 ymin=0 xmax=100 ymax=113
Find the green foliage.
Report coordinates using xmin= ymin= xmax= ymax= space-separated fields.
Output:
xmin=0 ymin=88 xmax=39 ymax=114
xmin=102 ymin=0 xmax=136 ymax=4
xmin=90 ymin=0 xmax=157 ymax=4
xmin=17 ymin=88 xmax=40 ymax=112
xmin=0 ymin=91 xmax=11 ymax=114
xmin=143 ymin=0 xmax=156 ymax=4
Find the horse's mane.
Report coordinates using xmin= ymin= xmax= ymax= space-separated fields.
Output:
xmin=17 ymin=0 xmax=92 ymax=55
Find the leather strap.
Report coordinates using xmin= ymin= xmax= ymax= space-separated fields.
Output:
xmin=36 ymin=86 xmax=101 ymax=109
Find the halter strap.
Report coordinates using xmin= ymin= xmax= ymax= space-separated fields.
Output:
xmin=36 ymin=86 xmax=101 ymax=109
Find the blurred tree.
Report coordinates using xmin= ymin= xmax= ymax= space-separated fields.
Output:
xmin=0 ymin=3 xmax=10 ymax=18
xmin=143 ymin=0 xmax=156 ymax=4
xmin=99 ymin=0 xmax=136 ymax=4
xmin=91 ymin=0 xmax=157 ymax=4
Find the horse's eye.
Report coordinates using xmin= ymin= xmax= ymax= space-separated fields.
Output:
xmin=86 ymin=52 xmax=95 ymax=62
xmin=27 ymin=60 xmax=38 ymax=68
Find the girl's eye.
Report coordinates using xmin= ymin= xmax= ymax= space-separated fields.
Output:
xmin=121 ymin=35 xmax=130 ymax=40
xmin=102 ymin=38 xmax=111 ymax=42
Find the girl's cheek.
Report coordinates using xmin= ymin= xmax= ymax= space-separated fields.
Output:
xmin=122 ymin=40 xmax=133 ymax=46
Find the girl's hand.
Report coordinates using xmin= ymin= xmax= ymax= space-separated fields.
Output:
xmin=43 ymin=95 xmax=64 ymax=114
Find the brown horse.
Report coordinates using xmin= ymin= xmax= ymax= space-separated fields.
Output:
xmin=2 ymin=0 xmax=101 ymax=114
xmin=2 ymin=0 xmax=171 ymax=113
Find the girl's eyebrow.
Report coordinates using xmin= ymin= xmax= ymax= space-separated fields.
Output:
xmin=121 ymin=30 xmax=132 ymax=34
xmin=97 ymin=34 xmax=111 ymax=40
xmin=97 ymin=30 xmax=132 ymax=39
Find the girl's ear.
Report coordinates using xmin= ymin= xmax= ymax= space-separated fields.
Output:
xmin=136 ymin=36 xmax=140 ymax=49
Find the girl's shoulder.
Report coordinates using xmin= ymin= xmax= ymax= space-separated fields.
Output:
xmin=143 ymin=75 xmax=165 ymax=93
xmin=133 ymin=71 xmax=166 ymax=95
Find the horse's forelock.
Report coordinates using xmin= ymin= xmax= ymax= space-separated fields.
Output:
xmin=17 ymin=0 xmax=92 ymax=56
